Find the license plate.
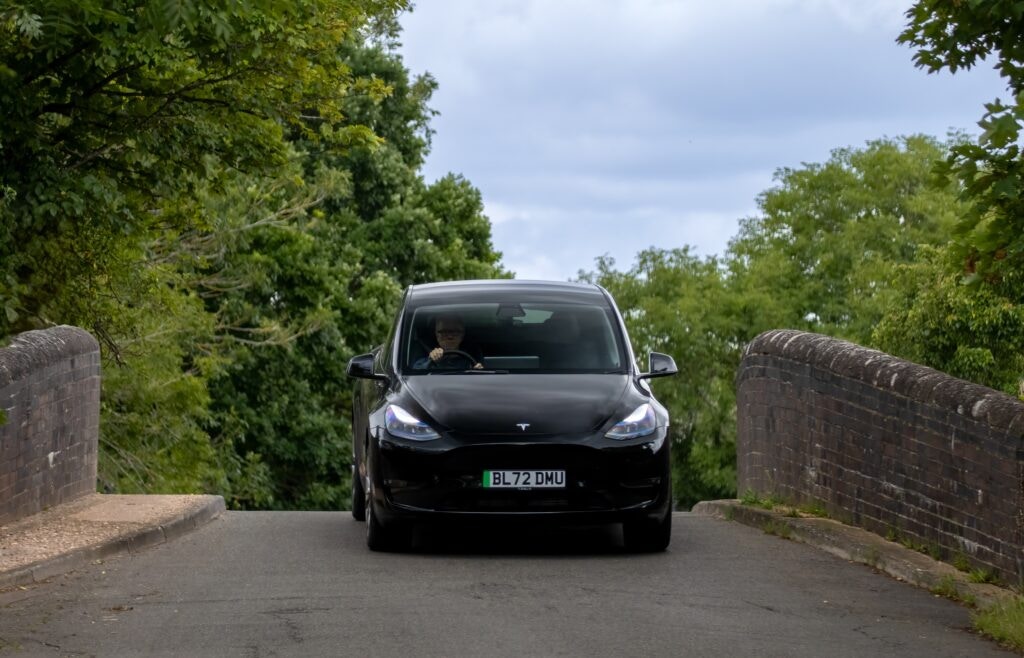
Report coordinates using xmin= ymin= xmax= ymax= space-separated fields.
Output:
xmin=483 ymin=470 xmax=565 ymax=489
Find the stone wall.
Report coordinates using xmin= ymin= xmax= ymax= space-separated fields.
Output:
xmin=737 ymin=329 xmax=1024 ymax=584
xmin=0 ymin=327 xmax=100 ymax=524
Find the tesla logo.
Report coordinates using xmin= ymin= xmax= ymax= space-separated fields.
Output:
xmin=516 ymin=423 xmax=530 ymax=431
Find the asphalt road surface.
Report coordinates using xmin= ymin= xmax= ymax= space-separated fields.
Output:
xmin=0 ymin=512 xmax=1011 ymax=657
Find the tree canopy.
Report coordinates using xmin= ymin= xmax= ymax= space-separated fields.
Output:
xmin=0 ymin=1 xmax=508 ymax=508
xmin=900 ymin=0 xmax=1024 ymax=293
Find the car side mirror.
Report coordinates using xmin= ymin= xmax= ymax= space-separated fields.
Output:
xmin=638 ymin=352 xmax=678 ymax=380
xmin=347 ymin=353 xmax=387 ymax=381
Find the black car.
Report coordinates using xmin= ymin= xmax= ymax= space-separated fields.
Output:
xmin=346 ymin=279 xmax=678 ymax=551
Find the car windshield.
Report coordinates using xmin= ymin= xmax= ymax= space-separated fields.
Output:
xmin=401 ymin=301 xmax=627 ymax=374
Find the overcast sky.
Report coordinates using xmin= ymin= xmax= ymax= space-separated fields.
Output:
xmin=398 ymin=1 xmax=1006 ymax=281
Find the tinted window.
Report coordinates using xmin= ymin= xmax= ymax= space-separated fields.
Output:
xmin=401 ymin=301 xmax=626 ymax=373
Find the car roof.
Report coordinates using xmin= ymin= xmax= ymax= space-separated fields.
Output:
xmin=407 ymin=279 xmax=609 ymax=305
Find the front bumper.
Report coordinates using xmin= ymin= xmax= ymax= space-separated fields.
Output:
xmin=371 ymin=429 xmax=671 ymax=525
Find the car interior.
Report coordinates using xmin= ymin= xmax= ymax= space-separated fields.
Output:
xmin=404 ymin=302 xmax=624 ymax=372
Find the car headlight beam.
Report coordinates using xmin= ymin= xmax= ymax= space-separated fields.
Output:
xmin=385 ymin=405 xmax=440 ymax=441
xmin=605 ymin=403 xmax=657 ymax=440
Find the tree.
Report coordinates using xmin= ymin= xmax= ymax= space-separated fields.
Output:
xmin=899 ymin=1 xmax=1024 ymax=292
xmin=0 ymin=0 xmax=407 ymax=499
xmin=888 ymin=3 xmax=1024 ymax=399
xmin=580 ymin=249 xmax=739 ymax=508
xmin=726 ymin=136 xmax=962 ymax=345
xmin=873 ymin=245 xmax=1024 ymax=397
xmin=203 ymin=38 xmax=507 ymax=510
xmin=0 ymin=0 xmax=403 ymax=336
xmin=582 ymin=137 xmax=970 ymax=506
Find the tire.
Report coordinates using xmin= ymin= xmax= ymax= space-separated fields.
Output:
xmin=365 ymin=487 xmax=410 ymax=552
xmin=351 ymin=464 xmax=366 ymax=522
xmin=623 ymin=507 xmax=672 ymax=553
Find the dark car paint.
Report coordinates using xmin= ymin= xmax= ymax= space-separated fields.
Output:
xmin=404 ymin=374 xmax=631 ymax=435
xmin=348 ymin=280 xmax=677 ymax=547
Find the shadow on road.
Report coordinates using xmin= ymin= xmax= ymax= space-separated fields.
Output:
xmin=406 ymin=520 xmax=642 ymax=557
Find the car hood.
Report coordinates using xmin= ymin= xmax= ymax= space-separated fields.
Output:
xmin=403 ymin=374 xmax=632 ymax=436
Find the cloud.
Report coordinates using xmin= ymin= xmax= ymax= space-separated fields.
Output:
xmin=490 ymin=202 xmax=753 ymax=282
xmin=400 ymin=1 xmax=1006 ymax=280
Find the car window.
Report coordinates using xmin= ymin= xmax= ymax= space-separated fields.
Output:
xmin=401 ymin=301 xmax=626 ymax=374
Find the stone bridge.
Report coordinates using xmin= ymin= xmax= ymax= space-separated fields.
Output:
xmin=3 ymin=326 xmax=1023 ymax=582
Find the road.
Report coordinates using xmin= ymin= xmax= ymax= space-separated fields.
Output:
xmin=0 ymin=512 xmax=1009 ymax=657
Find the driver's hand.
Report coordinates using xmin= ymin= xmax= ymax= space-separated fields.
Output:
xmin=429 ymin=347 xmax=444 ymax=362
xmin=473 ymin=362 xmax=484 ymax=369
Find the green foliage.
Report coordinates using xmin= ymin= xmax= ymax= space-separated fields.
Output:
xmin=0 ymin=0 xmax=405 ymax=336
xmin=582 ymin=137 xmax=967 ymax=508
xmin=873 ymin=245 xmax=1024 ymax=397
xmin=761 ymin=519 xmax=792 ymax=540
xmin=0 ymin=1 xmax=512 ymax=511
xmin=974 ymin=597 xmax=1024 ymax=651
xmin=900 ymin=1 xmax=1024 ymax=294
xmin=869 ymin=1 xmax=1024 ymax=403
xmin=739 ymin=490 xmax=783 ymax=510
xmin=580 ymin=248 xmax=739 ymax=508
xmin=968 ymin=567 xmax=1000 ymax=585
xmin=931 ymin=574 xmax=965 ymax=602
xmin=199 ymin=37 xmax=507 ymax=510
xmin=97 ymin=281 xmax=223 ymax=494
xmin=727 ymin=135 xmax=962 ymax=345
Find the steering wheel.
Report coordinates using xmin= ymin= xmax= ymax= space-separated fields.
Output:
xmin=433 ymin=349 xmax=478 ymax=369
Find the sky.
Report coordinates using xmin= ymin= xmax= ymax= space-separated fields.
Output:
xmin=398 ymin=1 xmax=1007 ymax=282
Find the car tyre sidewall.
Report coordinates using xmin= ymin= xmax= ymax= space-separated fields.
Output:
xmin=351 ymin=463 xmax=366 ymax=522
xmin=365 ymin=485 xmax=409 ymax=552
xmin=623 ymin=505 xmax=672 ymax=553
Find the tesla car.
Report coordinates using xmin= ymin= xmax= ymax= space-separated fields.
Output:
xmin=346 ymin=279 xmax=678 ymax=551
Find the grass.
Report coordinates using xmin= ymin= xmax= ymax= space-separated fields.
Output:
xmin=800 ymin=502 xmax=829 ymax=518
xmin=931 ymin=575 xmax=964 ymax=602
xmin=738 ymin=489 xmax=760 ymax=506
xmin=890 ymin=532 xmax=942 ymax=560
xmin=761 ymin=519 xmax=792 ymax=539
xmin=899 ymin=535 xmax=918 ymax=551
xmin=968 ymin=568 xmax=1000 ymax=585
xmin=739 ymin=489 xmax=812 ymax=514
xmin=974 ymin=597 xmax=1024 ymax=652
xmin=930 ymin=575 xmax=978 ymax=608
xmin=740 ymin=489 xmax=777 ymax=510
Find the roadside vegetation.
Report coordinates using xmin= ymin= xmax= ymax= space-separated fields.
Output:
xmin=0 ymin=0 xmax=1021 ymax=529
xmin=0 ymin=1 xmax=506 ymax=509
xmin=974 ymin=597 xmax=1024 ymax=652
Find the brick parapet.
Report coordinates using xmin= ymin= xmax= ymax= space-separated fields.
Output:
xmin=0 ymin=327 xmax=100 ymax=524
xmin=738 ymin=329 xmax=1024 ymax=584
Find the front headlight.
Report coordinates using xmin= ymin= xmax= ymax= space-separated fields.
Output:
xmin=605 ymin=403 xmax=657 ymax=440
xmin=385 ymin=405 xmax=440 ymax=441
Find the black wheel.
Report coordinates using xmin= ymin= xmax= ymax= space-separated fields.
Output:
xmin=365 ymin=486 xmax=410 ymax=552
xmin=351 ymin=464 xmax=365 ymax=522
xmin=433 ymin=349 xmax=477 ymax=369
xmin=623 ymin=507 xmax=672 ymax=553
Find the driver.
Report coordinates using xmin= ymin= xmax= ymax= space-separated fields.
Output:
xmin=414 ymin=314 xmax=484 ymax=369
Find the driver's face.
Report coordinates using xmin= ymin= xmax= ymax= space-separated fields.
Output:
xmin=436 ymin=323 xmax=464 ymax=351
